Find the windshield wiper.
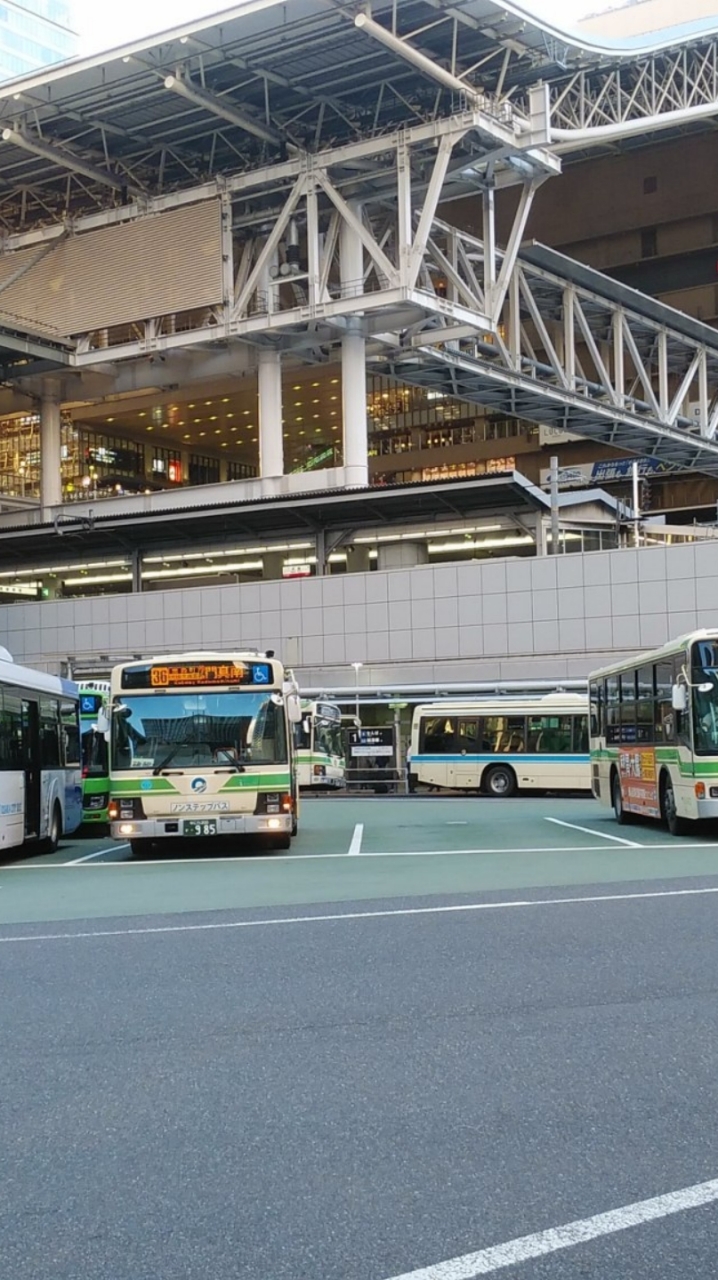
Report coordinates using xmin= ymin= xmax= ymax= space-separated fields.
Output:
xmin=214 ymin=747 xmax=246 ymax=773
xmin=153 ymin=737 xmax=191 ymax=775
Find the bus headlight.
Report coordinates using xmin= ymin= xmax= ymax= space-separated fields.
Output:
xmin=267 ymin=818 xmax=281 ymax=830
xmin=118 ymin=823 xmax=136 ymax=835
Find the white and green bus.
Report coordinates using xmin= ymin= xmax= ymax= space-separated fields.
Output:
xmin=295 ymin=701 xmax=345 ymax=790
xmin=108 ymin=651 xmax=302 ymax=856
xmin=409 ymin=693 xmax=590 ymax=796
xmin=590 ymin=629 xmax=718 ymax=835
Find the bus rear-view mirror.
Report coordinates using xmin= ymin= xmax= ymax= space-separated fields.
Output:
xmin=672 ymin=684 xmax=687 ymax=711
xmin=95 ymin=708 xmax=111 ymax=736
xmin=286 ymin=694 xmax=303 ymax=723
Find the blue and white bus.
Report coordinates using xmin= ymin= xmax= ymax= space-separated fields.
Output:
xmin=0 ymin=648 xmax=83 ymax=853
xmin=409 ymin=692 xmax=590 ymax=796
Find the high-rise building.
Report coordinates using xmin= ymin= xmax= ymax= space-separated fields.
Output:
xmin=0 ymin=1 xmax=77 ymax=83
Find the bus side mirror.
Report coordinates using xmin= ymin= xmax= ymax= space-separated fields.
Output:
xmin=286 ymin=694 xmax=302 ymax=724
xmin=302 ymin=717 xmax=311 ymax=734
xmin=672 ymin=684 xmax=687 ymax=712
xmin=96 ymin=708 xmax=110 ymax=736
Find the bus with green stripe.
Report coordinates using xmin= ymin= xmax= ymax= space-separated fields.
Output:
xmin=79 ymin=682 xmax=110 ymax=825
xmin=590 ymin=629 xmax=718 ymax=836
xmin=107 ymin=652 xmax=302 ymax=857
xmin=295 ymin=701 xmax=345 ymax=789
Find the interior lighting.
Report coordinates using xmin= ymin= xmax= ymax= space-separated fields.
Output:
xmin=428 ymin=536 xmax=535 ymax=553
xmin=142 ymin=560 xmax=264 ymax=581
xmin=63 ymin=572 xmax=133 ymax=586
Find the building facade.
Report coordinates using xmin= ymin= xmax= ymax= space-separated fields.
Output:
xmin=0 ymin=1 xmax=76 ymax=82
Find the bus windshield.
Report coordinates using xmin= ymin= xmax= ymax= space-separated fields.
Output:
xmin=692 ymin=639 xmax=718 ymax=753
xmin=315 ymin=718 xmax=343 ymax=758
xmin=112 ymin=691 xmax=288 ymax=770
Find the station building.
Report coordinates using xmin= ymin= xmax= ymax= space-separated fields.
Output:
xmin=0 ymin=0 xmax=715 ymax=686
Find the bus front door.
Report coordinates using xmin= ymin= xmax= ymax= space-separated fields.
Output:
xmin=22 ymin=700 xmax=41 ymax=839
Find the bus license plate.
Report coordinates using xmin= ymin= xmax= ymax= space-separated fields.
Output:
xmin=183 ymin=819 xmax=218 ymax=838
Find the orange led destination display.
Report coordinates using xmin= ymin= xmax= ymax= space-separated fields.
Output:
xmin=121 ymin=661 xmax=273 ymax=690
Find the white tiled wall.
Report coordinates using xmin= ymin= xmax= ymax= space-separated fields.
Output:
xmin=2 ymin=541 xmax=718 ymax=682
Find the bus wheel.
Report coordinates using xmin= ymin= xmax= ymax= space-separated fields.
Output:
xmin=483 ymin=765 xmax=516 ymax=798
xmin=46 ymin=803 xmax=61 ymax=853
xmin=611 ymin=771 xmax=632 ymax=825
xmin=660 ymin=773 xmax=691 ymax=837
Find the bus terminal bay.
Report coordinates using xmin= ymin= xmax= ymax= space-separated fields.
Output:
xmin=7 ymin=1 xmax=718 ymax=1277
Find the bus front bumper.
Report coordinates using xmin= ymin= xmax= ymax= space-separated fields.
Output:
xmin=111 ymin=813 xmax=292 ymax=841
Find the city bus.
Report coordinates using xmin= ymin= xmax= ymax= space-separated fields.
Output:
xmin=0 ymin=646 xmax=82 ymax=853
xmin=590 ymin=629 xmax=718 ymax=835
xmin=107 ymin=651 xmax=302 ymax=856
xmin=295 ymin=701 xmax=345 ymax=789
xmin=79 ymin=681 xmax=110 ymax=825
xmin=409 ymin=693 xmax=590 ymax=796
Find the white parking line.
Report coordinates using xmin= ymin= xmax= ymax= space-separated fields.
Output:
xmin=3 ymin=881 xmax=718 ymax=943
xmin=1 ymin=840 xmax=717 ymax=868
xmin=65 ymin=844 xmax=130 ymax=865
xmin=545 ymin=817 xmax=641 ymax=847
xmin=382 ymin=1175 xmax=718 ymax=1279
xmin=348 ymin=823 xmax=364 ymax=855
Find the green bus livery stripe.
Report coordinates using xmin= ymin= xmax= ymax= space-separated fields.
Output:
xmin=110 ymin=773 xmax=291 ymax=796
xmin=593 ymin=747 xmax=718 ymax=778
xmin=219 ymin=772 xmax=291 ymax=791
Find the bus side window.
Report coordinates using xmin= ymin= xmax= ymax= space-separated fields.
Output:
xmin=655 ymin=661 xmax=674 ymax=742
xmin=573 ymin=716 xmax=589 ymax=754
xmin=606 ymin=676 xmax=620 ymax=744
xmin=421 ymin=717 xmax=456 ymax=753
xmin=40 ymin=697 xmax=61 ymax=768
xmin=60 ymin=701 xmax=81 ymax=768
xmin=456 ymin=719 xmax=479 ymax=754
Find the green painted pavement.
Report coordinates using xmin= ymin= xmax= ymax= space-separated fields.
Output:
xmin=1 ymin=796 xmax=718 ymax=927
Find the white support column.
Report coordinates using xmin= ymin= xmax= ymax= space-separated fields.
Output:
xmin=258 ymin=347 xmax=283 ymax=478
xmin=40 ymin=377 xmax=62 ymax=513
xmin=341 ymin=202 xmax=368 ymax=487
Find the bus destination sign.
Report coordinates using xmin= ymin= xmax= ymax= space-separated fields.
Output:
xmin=121 ymin=661 xmax=274 ymax=690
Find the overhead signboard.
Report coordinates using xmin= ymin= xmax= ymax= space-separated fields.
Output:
xmin=540 ymin=457 xmax=681 ymax=489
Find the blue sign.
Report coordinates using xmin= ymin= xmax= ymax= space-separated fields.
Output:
xmin=251 ymin=663 xmax=271 ymax=684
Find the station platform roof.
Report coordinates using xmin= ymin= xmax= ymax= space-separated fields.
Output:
xmin=0 ymin=471 xmax=618 ymax=569
xmin=0 ymin=0 xmax=717 ymax=232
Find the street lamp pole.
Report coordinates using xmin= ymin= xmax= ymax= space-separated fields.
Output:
xmin=351 ymin=661 xmax=363 ymax=725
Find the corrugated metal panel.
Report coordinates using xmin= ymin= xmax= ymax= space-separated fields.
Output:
xmin=0 ymin=201 xmax=223 ymax=336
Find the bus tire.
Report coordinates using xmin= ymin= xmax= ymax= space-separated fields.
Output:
xmin=482 ymin=764 xmax=517 ymax=798
xmin=46 ymin=803 xmax=62 ymax=853
xmin=611 ymin=770 xmax=632 ymax=825
xmin=660 ymin=772 xmax=692 ymax=837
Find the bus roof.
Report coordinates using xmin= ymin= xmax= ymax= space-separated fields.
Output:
xmin=413 ymin=692 xmax=588 ymax=715
xmin=0 ymin=655 xmax=77 ymax=700
xmin=589 ymin=630 xmax=718 ymax=682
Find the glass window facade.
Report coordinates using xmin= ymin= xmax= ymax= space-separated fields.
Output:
xmin=0 ymin=1 xmax=76 ymax=82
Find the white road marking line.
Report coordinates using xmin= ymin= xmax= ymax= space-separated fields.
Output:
xmin=348 ymin=823 xmax=364 ymax=855
xmin=545 ymin=816 xmax=641 ymax=847
xmin=447 ymin=821 xmax=468 ymax=825
xmin=3 ymin=881 xmax=718 ymax=944
xmin=382 ymin=1176 xmax=718 ymax=1279
xmin=1 ymin=840 xmax=717 ymax=868
xmin=65 ymin=844 xmax=130 ymax=865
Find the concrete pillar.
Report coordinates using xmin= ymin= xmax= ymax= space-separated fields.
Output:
xmin=258 ymin=348 xmax=283 ymax=478
xmin=535 ymin=515 xmax=548 ymax=557
xmin=40 ymin=378 xmax=62 ymax=513
xmin=131 ymin=548 xmax=142 ymax=594
xmin=261 ymin=551 xmax=285 ymax=581
xmin=346 ymin=545 xmax=372 ymax=575
xmin=377 ymin=541 xmax=428 ymax=571
xmin=340 ymin=203 xmax=368 ymax=487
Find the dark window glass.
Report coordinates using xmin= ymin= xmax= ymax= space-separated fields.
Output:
xmin=0 ymin=688 xmax=23 ymax=770
xmin=481 ymin=716 xmax=526 ymax=753
xmin=619 ymin=672 xmax=637 ymax=743
xmin=589 ymin=681 xmax=602 ymax=737
xmin=573 ymin=715 xmax=589 ymax=753
xmin=456 ymin=719 xmax=479 ymax=753
xmin=606 ymin=675 xmax=620 ymax=744
xmin=60 ymin=701 xmax=80 ymax=767
xmin=654 ymin=660 xmax=674 ymax=741
xmin=420 ymin=716 xmax=456 ymax=753
xmin=39 ymin=696 xmax=60 ymax=768
xmin=526 ymin=715 xmax=572 ymax=753
xmin=636 ymin=664 xmax=654 ymax=744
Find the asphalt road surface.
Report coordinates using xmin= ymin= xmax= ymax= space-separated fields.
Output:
xmin=3 ymin=796 xmax=718 ymax=1279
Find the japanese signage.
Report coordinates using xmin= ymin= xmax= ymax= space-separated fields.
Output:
xmin=348 ymin=728 xmax=394 ymax=758
xmin=619 ymin=747 xmax=660 ymax=819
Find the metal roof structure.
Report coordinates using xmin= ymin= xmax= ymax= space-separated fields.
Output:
xmin=0 ymin=0 xmax=716 ymax=497
xmin=0 ymin=0 xmax=717 ymax=232
xmin=0 ymin=470 xmax=614 ymax=567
